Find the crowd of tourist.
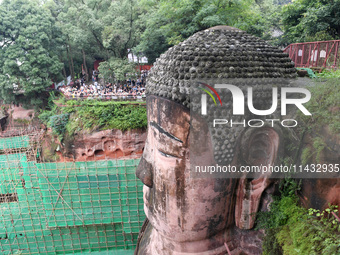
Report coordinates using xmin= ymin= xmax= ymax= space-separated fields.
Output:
xmin=58 ymin=70 xmax=148 ymax=100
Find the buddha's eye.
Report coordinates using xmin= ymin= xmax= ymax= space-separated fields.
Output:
xmin=158 ymin=149 xmax=177 ymax=158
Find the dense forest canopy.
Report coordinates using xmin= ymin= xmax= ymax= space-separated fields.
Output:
xmin=0 ymin=0 xmax=339 ymax=106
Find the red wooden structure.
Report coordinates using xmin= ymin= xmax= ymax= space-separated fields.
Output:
xmin=136 ymin=64 xmax=152 ymax=71
xmin=94 ymin=59 xmax=104 ymax=71
xmin=283 ymin=40 xmax=340 ymax=69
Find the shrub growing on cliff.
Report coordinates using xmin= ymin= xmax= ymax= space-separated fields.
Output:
xmin=39 ymin=97 xmax=147 ymax=138
xmin=297 ymin=80 xmax=339 ymax=165
xmin=66 ymin=102 xmax=147 ymax=135
xmin=48 ymin=113 xmax=70 ymax=140
xmin=256 ymin=179 xmax=340 ymax=255
xmin=276 ymin=204 xmax=339 ymax=255
xmin=299 ymin=79 xmax=340 ymax=134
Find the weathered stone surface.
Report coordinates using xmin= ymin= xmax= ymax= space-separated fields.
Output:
xmin=9 ymin=105 xmax=35 ymax=121
xmin=0 ymin=105 xmax=36 ymax=130
xmin=59 ymin=129 xmax=146 ymax=161
xmin=146 ymin=25 xmax=296 ymax=108
xmin=135 ymin=25 xmax=292 ymax=254
xmin=147 ymin=25 xmax=295 ymax=168
xmin=229 ymin=226 xmax=265 ymax=255
xmin=135 ymin=96 xmax=284 ymax=254
xmin=301 ymin=179 xmax=340 ymax=216
xmin=0 ymin=109 xmax=7 ymax=131
xmin=300 ymin=126 xmax=340 ymax=216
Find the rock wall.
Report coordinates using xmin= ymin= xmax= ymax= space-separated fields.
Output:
xmin=57 ymin=129 xmax=147 ymax=161
xmin=0 ymin=105 xmax=36 ymax=130
xmin=301 ymin=179 xmax=340 ymax=214
xmin=8 ymin=105 xmax=35 ymax=121
xmin=300 ymin=126 xmax=340 ymax=215
xmin=0 ymin=110 xmax=7 ymax=131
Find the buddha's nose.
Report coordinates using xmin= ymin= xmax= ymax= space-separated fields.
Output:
xmin=136 ymin=157 xmax=153 ymax=188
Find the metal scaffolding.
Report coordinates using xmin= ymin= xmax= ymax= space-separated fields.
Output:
xmin=0 ymin=128 xmax=145 ymax=254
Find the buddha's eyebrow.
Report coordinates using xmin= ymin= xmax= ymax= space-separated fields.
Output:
xmin=150 ymin=121 xmax=183 ymax=143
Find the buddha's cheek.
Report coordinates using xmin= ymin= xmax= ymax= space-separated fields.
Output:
xmin=143 ymin=165 xmax=237 ymax=241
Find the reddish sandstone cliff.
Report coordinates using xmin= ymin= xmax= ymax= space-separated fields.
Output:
xmin=52 ymin=129 xmax=147 ymax=162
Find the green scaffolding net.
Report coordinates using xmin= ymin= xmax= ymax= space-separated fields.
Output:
xmin=0 ymin=153 xmax=26 ymax=194
xmin=0 ymin=136 xmax=30 ymax=150
xmin=0 ymin=136 xmax=145 ymax=255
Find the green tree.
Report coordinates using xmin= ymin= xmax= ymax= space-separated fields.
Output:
xmin=55 ymin=0 xmax=112 ymax=80
xmin=0 ymin=0 xmax=63 ymax=106
xmin=102 ymin=0 xmax=146 ymax=59
xmin=98 ymin=58 xmax=136 ymax=83
xmin=55 ymin=0 xmax=144 ymax=80
xmin=281 ymin=0 xmax=340 ymax=44
xmin=136 ymin=0 xmax=268 ymax=63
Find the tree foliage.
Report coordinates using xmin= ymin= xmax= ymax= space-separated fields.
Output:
xmin=281 ymin=0 xmax=340 ymax=44
xmin=256 ymin=178 xmax=340 ymax=255
xmin=135 ymin=0 xmax=269 ymax=63
xmin=98 ymin=58 xmax=137 ymax=83
xmin=1 ymin=0 xmax=338 ymax=105
xmin=102 ymin=0 xmax=146 ymax=58
xmin=0 ymin=0 xmax=63 ymax=106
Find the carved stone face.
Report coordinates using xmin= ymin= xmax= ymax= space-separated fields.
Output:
xmin=137 ymin=96 xmax=236 ymax=242
xmin=136 ymin=96 xmax=237 ymax=245
xmin=135 ymin=25 xmax=289 ymax=254
xmin=135 ymin=95 xmax=283 ymax=254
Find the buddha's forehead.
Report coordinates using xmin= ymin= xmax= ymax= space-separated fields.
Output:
xmin=147 ymin=96 xmax=190 ymax=145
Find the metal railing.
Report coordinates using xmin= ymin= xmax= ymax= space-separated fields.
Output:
xmin=63 ymin=94 xmax=146 ymax=101
xmin=284 ymin=40 xmax=340 ymax=69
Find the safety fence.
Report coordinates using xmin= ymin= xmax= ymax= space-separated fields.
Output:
xmin=284 ymin=40 xmax=340 ymax=69
xmin=63 ymin=95 xmax=146 ymax=102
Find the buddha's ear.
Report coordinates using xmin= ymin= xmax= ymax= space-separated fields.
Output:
xmin=235 ymin=126 xmax=283 ymax=229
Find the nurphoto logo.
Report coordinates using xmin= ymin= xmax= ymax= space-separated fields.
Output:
xmin=198 ymin=83 xmax=312 ymax=128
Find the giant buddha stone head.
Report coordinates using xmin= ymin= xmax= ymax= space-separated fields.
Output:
xmin=135 ymin=26 xmax=296 ymax=255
